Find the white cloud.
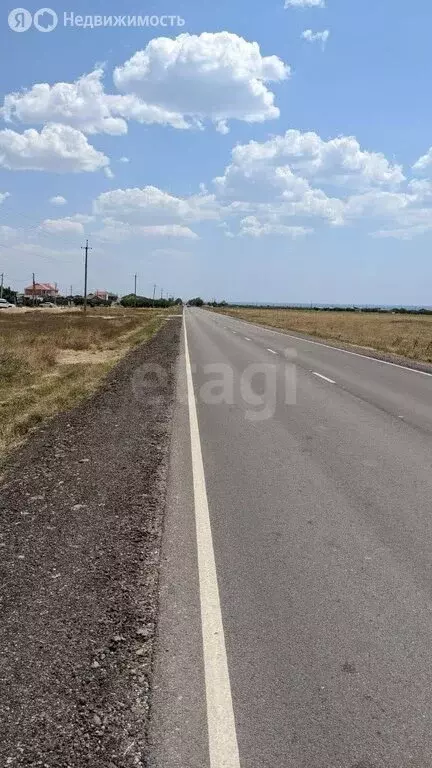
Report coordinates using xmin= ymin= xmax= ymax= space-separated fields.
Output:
xmin=114 ymin=32 xmax=290 ymax=132
xmin=412 ymin=147 xmax=432 ymax=174
xmin=3 ymin=35 xmax=289 ymax=137
xmin=119 ymin=157 xmax=130 ymax=163
xmin=49 ymin=195 xmax=67 ymax=205
xmin=239 ymin=216 xmax=312 ymax=238
xmin=0 ymin=124 xmax=110 ymax=174
xmin=40 ymin=218 xmax=84 ymax=234
xmin=93 ymin=186 xmax=220 ymax=224
xmin=132 ymin=224 xmax=199 ymax=239
xmin=217 ymin=131 xmax=404 ymax=194
xmin=69 ymin=213 xmax=94 ymax=224
xmin=211 ymin=129 xmax=413 ymax=237
xmin=302 ymin=30 xmax=330 ymax=47
xmin=2 ymin=70 xmax=126 ymax=136
xmin=344 ymin=190 xmax=413 ymax=220
xmin=1 ymin=69 xmax=189 ymax=135
xmin=345 ymin=186 xmax=432 ymax=239
xmin=285 ymin=0 xmax=325 ymax=7
xmin=0 ymin=192 xmax=10 ymax=204
xmin=94 ymin=220 xmax=199 ymax=241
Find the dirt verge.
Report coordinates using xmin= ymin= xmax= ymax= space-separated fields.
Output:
xmin=0 ymin=316 xmax=181 ymax=767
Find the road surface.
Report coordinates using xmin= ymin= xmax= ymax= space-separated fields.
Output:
xmin=150 ymin=308 xmax=432 ymax=768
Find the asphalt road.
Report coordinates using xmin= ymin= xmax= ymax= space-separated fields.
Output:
xmin=150 ymin=308 xmax=432 ymax=768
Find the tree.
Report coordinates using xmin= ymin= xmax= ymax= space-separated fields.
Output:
xmin=187 ymin=297 xmax=204 ymax=307
xmin=1 ymin=286 xmax=16 ymax=303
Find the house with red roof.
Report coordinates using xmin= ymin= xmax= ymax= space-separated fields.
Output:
xmin=24 ymin=283 xmax=59 ymax=298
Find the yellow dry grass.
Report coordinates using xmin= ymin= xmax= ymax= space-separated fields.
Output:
xmin=212 ymin=308 xmax=432 ymax=364
xmin=0 ymin=307 xmax=180 ymax=458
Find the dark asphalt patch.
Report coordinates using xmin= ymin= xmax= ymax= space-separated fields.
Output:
xmin=0 ymin=317 xmax=181 ymax=767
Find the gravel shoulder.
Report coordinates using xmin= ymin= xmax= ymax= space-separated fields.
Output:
xmin=0 ymin=316 xmax=181 ymax=768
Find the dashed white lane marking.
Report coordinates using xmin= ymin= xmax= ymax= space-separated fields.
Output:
xmin=244 ymin=337 xmax=251 ymax=341
xmin=212 ymin=312 xmax=432 ymax=379
xmin=267 ymin=348 xmax=277 ymax=355
xmin=312 ymin=371 xmax=336 ymax=384
xmin=183 ymin=316 xmax=241 ymax=768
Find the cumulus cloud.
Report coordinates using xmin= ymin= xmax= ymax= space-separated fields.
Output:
xmin=302 ymin=30 xmax=330 ymax=47
xmin=40 ymin=218 xmax=84 ymax=234
xmin=285 ymin=0 xmax=325 ymax=7
xmin=114 ymin=32 xmax=290 ymax=132
xmin=216 ymin=130 xmax=404 ymax=194
xmin=1 ymin=69 xmax=189 ymax=135
xmin=0 ymin=124 xmax=110 ymax=173
xmin=2 ymin=35 xmax=288 ymax=137
xmin=210 ymin=129 xmax=416 ymax=237
xmin=0 ymin=192 xmax=10 ymax=204
xmin=93 ymin=186 xmax=220 ymax=224
xmin=49 ymin=195 xmax=67 ymax=205
xmin=345 ymin=185 xmax=432 ymax=239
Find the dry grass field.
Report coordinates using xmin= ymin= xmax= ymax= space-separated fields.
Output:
xmin=0 ymin=307 xmax=180 ymax=458
xmin=213 ymin=307 xmax=432 ymax=364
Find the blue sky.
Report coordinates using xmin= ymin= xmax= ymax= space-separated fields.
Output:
xmin=1 ymin=0 xmax=432 ymax=303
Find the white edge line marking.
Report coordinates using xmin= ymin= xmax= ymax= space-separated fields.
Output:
xmin=184 ymin=315 xmax=241 ymax=768
xmin=214 ymin=312 xmax=432 ymax=378
xmin=267 ymin=348 xmax=277 ymax=355
xmin=312 ymin=371 xmax=336 ymax=384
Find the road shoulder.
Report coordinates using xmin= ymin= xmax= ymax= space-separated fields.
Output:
xmin=148 ymin=324 xmax=209 ymax=768
xmin=0 ymin=317 xmax=181 ymax=768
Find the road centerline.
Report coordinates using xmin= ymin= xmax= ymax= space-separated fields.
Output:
xmin=183 ymin=314 xmax=241 ymax=768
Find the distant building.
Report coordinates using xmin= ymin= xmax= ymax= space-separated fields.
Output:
xmin=88 ymin=290 xmax=118 ymax=303
xmin=24 ymin=282 xmax=58 ymax=298
xmin=89 ymin=289 xmax=109 ymax=301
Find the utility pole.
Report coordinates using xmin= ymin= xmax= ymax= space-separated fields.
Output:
xmin=134 ymin=273 xmax=137 ymax=307
xmin=0 ymin=273 xmax=3 ymax=299
xmin=32 ymin=273 xmax=36 ymax=307
xmin=160 ymin=288 xmax=163 ymax=300
xmin=54 ymin=282 xmax=57 ymax=306
xmin=81 ymin=239 xmax=92 ymax=313
xmin=152 ymin=283 xmax=156 ymax=307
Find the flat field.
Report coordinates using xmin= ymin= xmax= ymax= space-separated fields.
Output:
xmin=212 ymin=307 xmax=432 ymax=363
xmin=0 ymin=307 xmax=179 ymax=458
